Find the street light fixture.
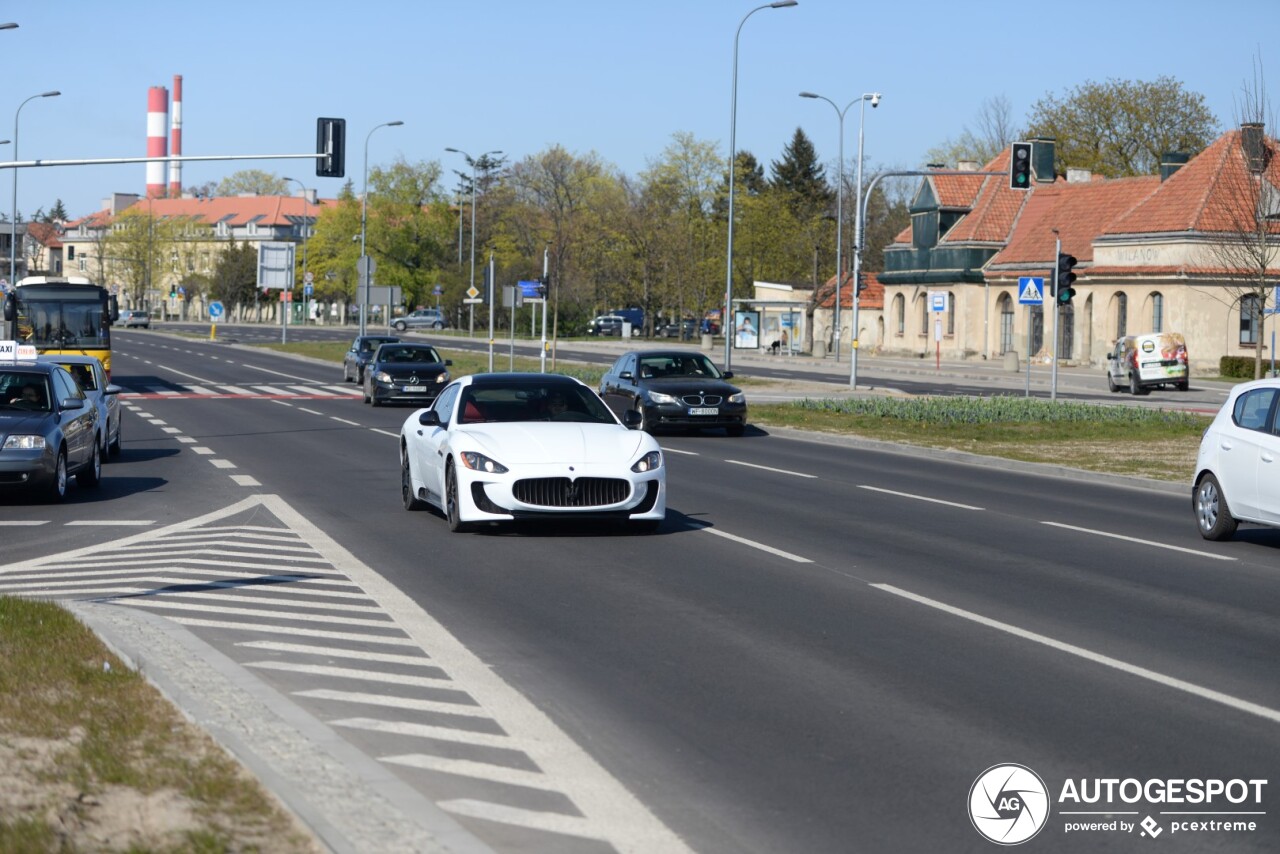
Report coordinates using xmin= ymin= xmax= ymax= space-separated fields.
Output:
xmin=445 ymin=147 xmax=502 ymax=336
xmin=724 ymin=0 xmax=797 ymax=371
xmin=799 ymin=90 xmax=856 ymax=362
xmin=849 ymin=92 xmax=881 ymax=390
xmin=282 ymin=176 xmax=312 ymax=322
xmin=10 ymin=90 xmax=60 ymax=285
xmin=359 ymin=120 xmax=403 ymax=335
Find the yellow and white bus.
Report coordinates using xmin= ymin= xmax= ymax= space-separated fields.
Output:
xmin=3 ymin=276 xmax=119 ymax=377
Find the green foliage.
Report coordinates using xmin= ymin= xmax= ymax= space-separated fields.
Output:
xmin=790 ymin=395 xmax=1205 ymax=426
xmin=1025 ymin=76 xmax=1218 ymax=177
xmin=1219 ymin=355 xmax=1261 ymax=378
xmin=216 ymin=169 xmax=288 ymax=196
xmin=770 ymin=127 xmax=833 ymax=218
xmin=209 ymin=238 xmax=258 ymax=307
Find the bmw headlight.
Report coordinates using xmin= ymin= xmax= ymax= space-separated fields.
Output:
xmin=460 ymin=451 xmax=509 ymax=474
xmin=3 ymin=435 xmax=46 ymax=451
xmin=631 ymin=450 xmax=662 ymax=473
xmin=728 ymin=392 xmax=746 ymax=404
xmin=374 ymin=371 xmax=393 ymax=384
xmin=647 ymin=390 xmax=678 ymax=405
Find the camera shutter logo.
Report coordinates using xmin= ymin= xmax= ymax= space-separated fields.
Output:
xmin=969 ymin=764 xmax=1050 ymax=845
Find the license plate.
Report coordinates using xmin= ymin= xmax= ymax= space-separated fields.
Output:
xmin=403 ymin=385 xmax=426 ymax=393
xmin=688 ymin=407 xmax=719 ymax=416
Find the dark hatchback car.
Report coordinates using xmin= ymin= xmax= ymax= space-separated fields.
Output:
xmin=0 ymin=361 xmax=102 ymax=501
xmin=362 ymin=343 xmax=452 ymax=407
xmin=599 ymin=350 xmax=747 ymax=436
xmin=343 ymin=334 xmax=401 ymax=384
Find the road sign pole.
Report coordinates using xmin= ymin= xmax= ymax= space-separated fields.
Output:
xmin=1050 ymin=235 xmax=1061 ymax=402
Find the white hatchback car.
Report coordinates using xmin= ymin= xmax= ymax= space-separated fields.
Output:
xmin=1192 ymin=378 xmax=1280 ymax=539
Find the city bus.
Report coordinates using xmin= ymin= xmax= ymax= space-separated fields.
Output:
xmin=2 ymin=276 xmax=119 ymax=376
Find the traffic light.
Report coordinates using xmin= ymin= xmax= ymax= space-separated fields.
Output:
xmin=856 ymin=271 xmax=869 ymax=295
xmin=316 ymin=117 xmax=346 ymax=178
xmin=1056 ymin=252 xmax=1078 ymax=305
xmin=169 ymin=286 xmax=177 ymax=299
xmin=537 ymin=275 xmax=549 ymax=299
xmin=1010 ymin=142 xmax=1032 ymax=190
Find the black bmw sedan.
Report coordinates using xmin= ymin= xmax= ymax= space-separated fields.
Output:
xmin=362 ymin=343 xmax=452 ymax=407
xmin=599 ymin=350 xmax=747 ymax=436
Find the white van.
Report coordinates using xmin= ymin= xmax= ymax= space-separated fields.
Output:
xmin=1106 ymin=332 xmax=1189 ymax=395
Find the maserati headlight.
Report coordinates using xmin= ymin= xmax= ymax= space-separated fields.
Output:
xmin=460 ymin=451 xmax=508 ymax=474
xmin=374 ymin=371 xmax=393 ymax=384
xmin=646 ymin=390 xmax=678 ymax=405
xmin=631 ymin=450 xmax=662 ymax=473
xmin=3 ymin=435 xmax=46 ymax=451
xmin=728 ymin=392 xmax=746 ymax=404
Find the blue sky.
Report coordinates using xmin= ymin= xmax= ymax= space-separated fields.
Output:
xmin=6 ymin=0 xmax=1275 ymax=221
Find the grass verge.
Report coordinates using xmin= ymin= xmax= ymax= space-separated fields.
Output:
xmin=0 ymin=597 xmax=320 ymax=853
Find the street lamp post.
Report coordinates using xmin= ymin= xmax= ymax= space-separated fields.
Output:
xmin=359 ymin=120 xmax=403 ymax=336
xmin=724 ymin=0 xmax=798 ymax=371
xmin=282 ymin=176 xmax=312 ymax=323
xmin=849 ymin=92 xmax=881 ymax=390
xmin=445 ymin=147 xmax=502 ymax=339
xmin=10 ymin=90 xmax=60 ymax=285
xmin=799 ymin=91 xmax=855 ymax=362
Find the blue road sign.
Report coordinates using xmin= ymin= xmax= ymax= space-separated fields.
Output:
xmin=304 ymin=284 xmax=314 ymax=296
xmin=1018 ymin=276 xmax=1044 ymax=305
xmin=209 ymin=301 xmax=225 ymax=321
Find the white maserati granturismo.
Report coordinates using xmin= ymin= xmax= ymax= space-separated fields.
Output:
xmin=400 ymin=373 xmax=666 ymax=533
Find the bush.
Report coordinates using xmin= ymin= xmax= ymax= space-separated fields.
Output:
xmin=1220 ymin=355 xmax=1263 ymax=379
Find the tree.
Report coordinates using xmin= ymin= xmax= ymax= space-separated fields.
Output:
xmin=1025 ymin=77 xmax=1218 ymax=177
xmin=1193 ymin=60 xmax=1278 ymax=379
xmin=770 ymin=128 xmax=832 ymax=218
xmin=925 ymin=95 xmax=1019 ymax=167
xmin=46 ymin=199 xmax=68 ymax=222
xmin=209 ymin=238 xmax=258 ymax=310
xmin=216 ymin=170 xmax=288 ymax=196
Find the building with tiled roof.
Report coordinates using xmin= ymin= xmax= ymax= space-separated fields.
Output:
xmin=61 ymin=191 xmax=333 ymax=317
xmin=875 ymin=126 xmax=1280 ymax=373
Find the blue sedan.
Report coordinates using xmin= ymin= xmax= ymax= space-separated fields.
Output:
xmin=0 ymin=362 xmax=102 ymax=501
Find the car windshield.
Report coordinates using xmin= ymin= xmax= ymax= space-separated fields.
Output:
xmin=359 ymin=337 xmax=398 ymax=352
xmin=458 ymin=383 xmax=615 ymax=425
xmin=0 ymin=372 xmax=52 ymax=412
xmin=637 ymin=354 xmax=722 ymax=379
xmin=378 ymin=346 xmax=442 ymax=364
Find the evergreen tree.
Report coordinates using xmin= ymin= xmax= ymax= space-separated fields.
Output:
xmin=770 ymin=128 xmax=833 ymax=218
xmin=47 ymin=199 xmax=68 ymax=222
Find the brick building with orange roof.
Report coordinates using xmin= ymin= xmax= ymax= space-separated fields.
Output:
xmin=879 ymin=127 xmax=1280 ymax=373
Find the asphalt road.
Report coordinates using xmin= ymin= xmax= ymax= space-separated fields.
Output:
xmin=0 ymin=329 xmax=1275 ymax=853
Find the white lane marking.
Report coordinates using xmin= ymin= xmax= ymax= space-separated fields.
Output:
xmin=298 ymin=408 xmax=323 ymax=415
xmin=176 ymin=437 xmax=197 ymax=444
xmin=271 ymin=400 xmax=294 ymax=408
xmin=439 ymin=799 xmax=605 ymax=839
xmin=119 ymin=598 xmax=398 ymax=627
xmin=291 ymin=385 xmax=340 ymax=396
xmin=241 ymin=363 xmax=307 ymax=379
xmin=245 ymin=660 xmax=453 ymax=687
xmin=332 ymin=718 xmax=512 ymax=748
xmin=165 ymin=617 xmax=420 ymax=646
xmin=1040 ymin=521 xmax=1236 ymax=561
xmin=725 ymin=459 xmax=816 ymax=478
xmin=371 ymin=429 xmax=399 ymax=438
xmin=231 ymin=475 xmax=261 ymax=486
xmin=294 ymin=688 xmax=488 ymax=718
xmin=661 ymin=447 xmax=698 ymax=456
xmin=694 ymin=525 xmax=812 ymax=563
xmin=382 ymin=754 xmax=556 ymax=791
xmin=254 ymin=385 xmax=296 ymax=396
xmin=873 ymin=583 xmax=1280 ymax=725
xmin=236 ymin=641 xmax=434 ymax=665
xmin=0 ymin=521 xmax=48 ymax=526
xmin=147 ymin=419 xmax=167 ymax=425
xmin=185 ymin=385 xmax=219 ymax=396
xmin=217 ymin=385 xmax=256 ymax=395
xmin=64 ymin=520 xmax=154 ymax=526
xmin=210 ymin=459 xmax=237 ymax=469
xmin=858 ymin=484 xmax=984 ymax=511
xmin=330 ymin=417 xmax=360 ymax=426
xmin=192 ymin=447 xmax=214 ymax=455
xmin=162 ymin=427 xmax=182 ymax=434
xmin=154 ymin=365 xmax=217 ymax=384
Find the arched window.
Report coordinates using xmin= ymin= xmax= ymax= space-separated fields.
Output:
xmin=1115 ymin=293 xmax=1127 ymax=339
xmin=999 ymin=294 xmax=1014 ymax=354
xmin=894 ymin=294 xmax=905 ymax=335
xmin=1151 ymin=292 xmax=1163 ymax=333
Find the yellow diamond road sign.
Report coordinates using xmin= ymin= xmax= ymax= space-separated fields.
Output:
xmin=466 ymin=285 xmax=480 ymax=299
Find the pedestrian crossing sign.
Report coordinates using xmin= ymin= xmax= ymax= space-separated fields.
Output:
xmin=1018 ymin=276 xmax=1044 ymax=305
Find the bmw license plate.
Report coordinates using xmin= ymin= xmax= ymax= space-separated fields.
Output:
xmin=688 ymin=407 xmax=719 ymax=416
xmin=403 ymin=385 xmax=427 ymax=393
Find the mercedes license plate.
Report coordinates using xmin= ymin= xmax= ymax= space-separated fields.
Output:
xmin=403 ymin=385 xmax=427 ymax=393
xmin=688 ymin=407 xmax=719 ymax=416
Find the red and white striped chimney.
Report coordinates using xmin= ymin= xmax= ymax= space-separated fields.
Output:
xmin=146 ymin=86 xmax=169 ymax=198
xmin=168 ymin=75 xmax=183 ymax=197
